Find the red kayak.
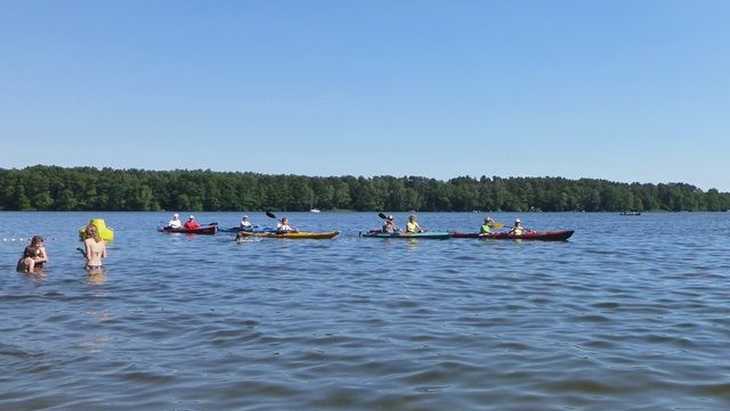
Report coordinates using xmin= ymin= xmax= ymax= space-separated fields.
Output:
xmin=480 ymin=230 xmax=574 ymax=241
xmin=159 ymin=225 xmax=218 ymax=235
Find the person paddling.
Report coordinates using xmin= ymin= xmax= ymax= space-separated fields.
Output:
xmin=509 ymin=219 xmax=527 ymax=236
xmin=240 ymin=215 xmax=253 ymax=231
xmin=184 ymin=215 xmax=201 ymax=230
xmin=382 ymin=215 xmax=399 ymax=233
xmin=276 ymin=217 xmax=295 ymax=232
xmin=405 ymin=215 xmax=424 ymax=233
xmin=167 ymin=213 xmax=182 ymax=229
xmin=480 ymin=217 xmax=496 ymax=234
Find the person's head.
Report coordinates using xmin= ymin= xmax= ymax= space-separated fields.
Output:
xmin=386 ymin=215 xmax=394 ymax=223
xmin=281 ymin=217 xmax=288 ymax=224
xmin=30 ymin=235 xmax=44 ymax=247
xmin=514 ymin=218 xmax=521 ymax=226
xmin=85 ymin=224 xmax=101 ymax=242
xmin=242 ymin=215 xmax=249 ymax=221
xmin=188 ymin=215 xmax=195 ymax=221
xmin=173 ymin=213 xmax=179 ymax=219
xmin=409 ymin=215 xmax=416 ymax=222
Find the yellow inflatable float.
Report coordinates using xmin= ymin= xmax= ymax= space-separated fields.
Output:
xmin=79 ymin=218 xmax=114 ymax=241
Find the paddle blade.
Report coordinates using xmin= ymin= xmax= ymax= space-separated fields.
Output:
xmin=265 ymin=211 xmax=277 ymax=219
xmin=378 ymin=212 xmax=388 ymax=220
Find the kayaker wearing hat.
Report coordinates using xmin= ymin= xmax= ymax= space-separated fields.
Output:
xmin=276 ymin=217 xmax=295 ymax=232
xmin=405 ymin=215 xmax=424 ymax=233
xmin=167 ymin=213 xmax=182 ymax=229
xmin=382 ymin=215 xmax=399 ymax=233
xmin=509 ymin=219 xmax=526 ymax=236
xmin=184 ymin=215 xmax=201 ymax=230
xmin=240 ymin=215 xmax=253 ymax=231
xmin=480 ymin=217 xmax=496 ymax=234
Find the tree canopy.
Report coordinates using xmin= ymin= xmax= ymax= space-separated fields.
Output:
xmin=1 ymin=165 xmax=728 ymax=212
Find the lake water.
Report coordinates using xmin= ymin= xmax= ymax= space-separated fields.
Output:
xmin=1 ymin=212 xmax=729 ymax=410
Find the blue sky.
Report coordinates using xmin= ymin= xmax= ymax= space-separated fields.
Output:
xmin=2 ymin=1 xmax=729 ymax=190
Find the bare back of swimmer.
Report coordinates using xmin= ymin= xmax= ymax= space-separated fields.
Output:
xmin=83 ymin=225 xmax=107 ymax=270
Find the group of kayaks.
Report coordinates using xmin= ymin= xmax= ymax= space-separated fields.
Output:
xmin=158 ymin=222 xmax=573 ymax=242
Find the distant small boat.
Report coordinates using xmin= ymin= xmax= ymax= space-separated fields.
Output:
xmin=620 ymin=211 xmax=642 ymax=216
xmin=310 ymin=209 xmax=321 ymax=213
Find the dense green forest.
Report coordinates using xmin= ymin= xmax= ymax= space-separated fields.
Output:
xmin=1 ymin=165 xmax=728 ymax=212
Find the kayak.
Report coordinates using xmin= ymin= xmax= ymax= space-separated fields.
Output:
xmin=236 ymin=231 xmax=339 ymax=240
xmin=449 ymin=232 xmax=482 ymax=239
xmin=360 ymin=231 xmax=451 ymax=240
xmin=220 ymin=226 xmax=266 ymax=233
xmin=159 ymin=225 xmax=218 ymax=235
xmin=480 ymin=230 xmax=574 ymax=241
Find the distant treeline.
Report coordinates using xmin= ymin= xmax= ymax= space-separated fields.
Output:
xmin=1 ymin=165 xmax=728 ymax=212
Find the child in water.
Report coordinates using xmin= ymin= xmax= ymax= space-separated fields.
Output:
xmin=16 ymin=236 xmax=48 ymax=273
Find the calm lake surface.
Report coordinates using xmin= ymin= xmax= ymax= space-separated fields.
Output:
xmin=2 ymin=212 xmax=730 ymax=410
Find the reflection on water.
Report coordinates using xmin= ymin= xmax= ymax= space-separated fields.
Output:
xmin=86 ymin=271 xmax=106 ymax=285
xmin=1 ymin=211 xmax=730 ymax=410
xmin=22 ymin=270 xmax=47 ymax=284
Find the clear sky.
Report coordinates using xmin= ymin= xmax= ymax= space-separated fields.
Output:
xmin=2 ymin=1 xmax=729 ymax=190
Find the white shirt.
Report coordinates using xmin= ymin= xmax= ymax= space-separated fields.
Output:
xmin=277 ymin=223 xmax=293 ymax=232
xmin=240 ymin=220 xmax=252 ymax=228
xmin=168 ymin=218 xmax=182 ymax=229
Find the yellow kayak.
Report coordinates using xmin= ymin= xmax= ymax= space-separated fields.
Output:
xmin=79 ymin=218 xmax=114 ymax=241
xmin=236 ymin=231 xmax=339 ymax=240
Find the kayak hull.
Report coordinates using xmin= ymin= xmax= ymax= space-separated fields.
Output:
xmin=449 ymin=232 xmax=482 ymax=239
xmin=480 ymin=230 xmax=574 ymax=241
xmin=159 ymin=225 xmax=218 ymax=235
xmin=361 ymin=231 xmax=451 ymax=240
xmin=236 ymin=231 xmax=339 ymax=240
xmin=218 ymin=225 xmax=275 ymax=233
